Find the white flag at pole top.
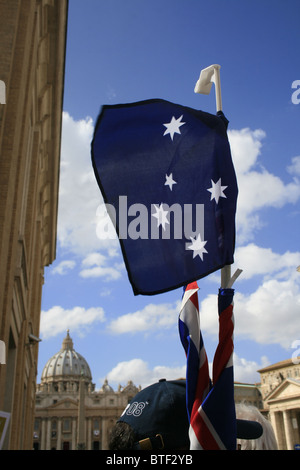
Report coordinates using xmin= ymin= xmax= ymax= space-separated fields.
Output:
xmin=194 ymin=64 xmax=222 ymax=112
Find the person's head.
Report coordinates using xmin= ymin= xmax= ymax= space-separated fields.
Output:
xmin=109 ymin=379 xmax=189 ymax=450
xmin=109 ymin=378 xmax=264 ymax=450
xmin=236 ymin=403 xmax=278 ymax=450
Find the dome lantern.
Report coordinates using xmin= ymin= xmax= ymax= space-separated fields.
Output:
xmin=61 ymin=329 xmax=73 ymax=351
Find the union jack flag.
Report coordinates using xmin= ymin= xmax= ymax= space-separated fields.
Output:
xmin=178 ymin=282 xmax=211 ymax=422
xmin=179 ymin=284 xmax=236 ymax=450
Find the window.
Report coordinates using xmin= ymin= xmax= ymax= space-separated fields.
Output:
xmin=34 ymin=419 xmax=40 ymax=432
xmin=63 ymin=418 xmax=71 ymax=432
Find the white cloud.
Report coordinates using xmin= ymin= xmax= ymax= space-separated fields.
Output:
xmin=287 ymin=156 xmax=300 ymax=176
xmin=232 ymin=354 xmax=269 ymax=384
xmin=228 ymin=129 xmax=300 ymax=243
xmin=199 ymin=276 xmax=300 ymax=349
xmin=79 ymin=252 xmax=124 ymax=281
xmin=234 ymin=277 xmax=300 ymax=348
xmin=106 ymin=85 xmax=117 ymax=101
xmin=58 ymin=112 xmax=119 ymax=255
xmin=233 ymin=244 xmax=300 ymax=280
xmin=99 ymin=287 xmax=113 ymax=297
xmin=104 ymin=354 xmax=269 ymax=389
xmin=228 ymin=128 xmax=266 ymax=175
xmin=107 ymin=301 xmax=180 ymax=335
xmin=52 ymin=260 xmax=76 ymax=275
xmin=105 ymin=358 xmax=186 ymax=389
xmin=40 ymin=305 xmax=106 ymax=339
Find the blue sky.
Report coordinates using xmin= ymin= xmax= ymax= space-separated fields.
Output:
xmin=38 ymin=0 xmax=300 ymax=390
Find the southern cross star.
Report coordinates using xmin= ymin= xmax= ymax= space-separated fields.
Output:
xmin=152 ymin=203 xmax=169 ymax=230
xmin=164 ymin=173 xmax=177 ymax=190
xmin=207 ymin=178 xmax=228 ymax=204
xmin=163 ymin=115 xmax=185 ymax=140
xmin=187 ymin=233 xmax=208 ymax=260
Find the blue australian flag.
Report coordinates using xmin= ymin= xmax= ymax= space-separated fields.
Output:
xmin=91 ymin=99 xmax=238 ymax=295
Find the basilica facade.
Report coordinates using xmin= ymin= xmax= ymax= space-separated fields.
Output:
xmin=34 ymin=331 xmax=140 ymax=450
xmin=34 ymin=332 xmax=300 ymax=451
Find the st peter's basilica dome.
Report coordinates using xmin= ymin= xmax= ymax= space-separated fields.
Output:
xmin=41 ymin=330 xmax=92 ymax=384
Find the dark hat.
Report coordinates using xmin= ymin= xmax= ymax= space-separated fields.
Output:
xmin=118 ymin=379 xmax=263 ymax=450
xmin=236 ymin=418 xmax=263 ymax=440
xmin=118 ymin=379 xmax=189 ymax=450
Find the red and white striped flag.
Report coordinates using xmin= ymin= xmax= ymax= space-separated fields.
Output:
xmin=179 ymin=285 xmax=236 ymax=450
xmin=178 ymin=282 xmax=211 ymax=435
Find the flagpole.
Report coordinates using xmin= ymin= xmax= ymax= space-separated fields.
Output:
xmin=194 ymin=64 xmax=231 ymax=287
xmin=211 ymin=64 xmax=222 ymax=113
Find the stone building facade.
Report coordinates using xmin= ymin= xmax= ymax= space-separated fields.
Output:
xmin=258 ymin=358 xmax=300 ymax=450
xmin=0 ymin=0 xmax=68 ymax=450
xmin=34 ymin=331 xmax=300 ymax=450
xmin=34 ymin=332 xmax=140 ymax=450
xmin=234 ymin=382 xmax=263 ymax=410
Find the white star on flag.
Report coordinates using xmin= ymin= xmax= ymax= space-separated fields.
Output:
xmin=163 ymin=115 xmax=185 ymax=140
xmin=164 ymin=173 xmax=177 ymax=190
xmin=152 ymin=203 xmax=169 ymax=230
xmin=186 ymin=234 xmax=208 ymax=260
xmin=207 ymin=178 xmax=228 ymax=204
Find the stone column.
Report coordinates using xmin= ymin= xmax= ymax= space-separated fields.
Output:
xmin=102 ymin=417 xmax=108 ymax=450
xmin=77 ymin=377 xmax=86 ymax=449
xmin=88 ymin=417 xmax=93 ymax=450
xmin=269 ymin=410 xmax=280 ymax=449
xmin=290 ymin=410 xmax=300 ymax=447
xmin=46 ymin=418 xmax=51 ymax=450
xmin=41 ymin=419 xmax=46 ymax=450
xmin=72 ymin=417 xmax=76 ymax=450
xmin=283 ymin=410 xmax=294 ymax=450
xmin=57 ymin=418 xmax=62 ymax=450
